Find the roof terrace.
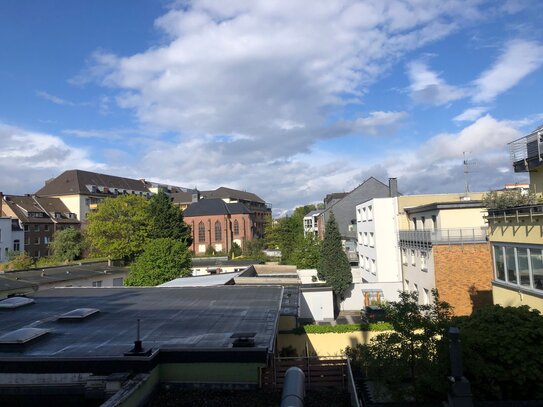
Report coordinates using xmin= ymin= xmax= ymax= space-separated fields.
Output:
xmin=509 ymin=125 xmax=543 ymax=172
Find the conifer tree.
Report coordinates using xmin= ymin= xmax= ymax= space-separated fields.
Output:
xmin=147 ymin=191 xmax=192 ymax=247
xmin=317 ymin=212 xmax=352 ymax=299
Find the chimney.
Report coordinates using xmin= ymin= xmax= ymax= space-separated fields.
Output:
xmin=192 ymin=190 xmax=200 ymax=203
xmin=389 ymin=178 xmax=398 ymax=197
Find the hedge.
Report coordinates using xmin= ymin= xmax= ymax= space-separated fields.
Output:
xmin=292 ymin=322 xmax=393 ymax=335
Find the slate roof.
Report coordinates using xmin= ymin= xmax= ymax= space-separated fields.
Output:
xmin=3 ymin=195 xmax=79 ymax=224
xmin=183 ymin=199 xmax=252 ymax=217
xmin=35 ymin=169 xmax=150 ymax=196
xmin=202 ymin=187 xmax=265 ymax=204
xmin=171 ymin=191 xmax=194 ymax=205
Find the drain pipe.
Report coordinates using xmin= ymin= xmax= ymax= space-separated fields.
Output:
xmin=280 ymin=367 xmax=305 ymax=407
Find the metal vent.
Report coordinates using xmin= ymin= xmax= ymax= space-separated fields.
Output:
xmin=0 ymin=297 xmax=35 ymax=309
xmin=231 ymin=332 xmax=256 ymax=348
xmin=0 ymin=328 xmax=49 ymax=350
xmin=58 ymin=308 xmax=100 ymax=321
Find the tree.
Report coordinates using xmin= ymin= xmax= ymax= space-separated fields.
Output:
xmin=50 ymin=227 xmax=84 ymax=261
xmin=290 ymin=234 xmax=321 ymax=269
xmin=228 ymin=242 xmax=242 ymax=259
xmin=317 ymin=212 xmax=352 ymax=299
xmin=147 ymin=191 xmax=192 ymax=246
xmin=86 ymin=195 xmax=151 ymax=261
xmin=242 ymin=238 xmax=266 ymax=261
xmin=483 ymin=189 xmax=538 ymax=209
xmin=346 ymin=290 xmax=453 ymax=401
xmin=456 ymin=305 xmax=543 ymax=400
xmin=125 ymin=238 xmax=192 ymax=286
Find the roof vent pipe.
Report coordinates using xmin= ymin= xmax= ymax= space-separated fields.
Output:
xmin=280 ymin=367 xmax=305 ymax=407
xmin=124 ymin=319 xmax=152 ymax=356
xmin=389 ymin=177 xmax=398 ymax=198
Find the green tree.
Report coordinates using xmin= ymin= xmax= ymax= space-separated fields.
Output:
xmin=346 ymin=290 xmax=452 ymax=401
xmin=125 ymin=238 xmax=192 ymax=286
xmin=86 ymin=195 xmax=151 ymax=261
xmin=317 ymin=212 xmax=352 ymax=299
xmin=290 ymin=234 xmax=321 ymax=269
xmin=228 ymin=242 xmax=242 ymax=259
xmin=242 ymin=238 xmax=266 ymax=260
xmin=456 ymin=305 xmax=543 ymax=400
xmin=147 ymin=191 xmax=192 ymax=246
xmin=50 ymin=227 xmax=84 ymax=261
xmin=483 ymin=189 xmax=538 ymax=209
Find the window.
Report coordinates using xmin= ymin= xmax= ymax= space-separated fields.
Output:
xmin=517 ymin=248 xmax=530 ymax=288
xmin=362 ymin=208 xmax=367 ymax=221
xmin=413 ymin=283 xmax=419 ymax=297
xmin=44 ymin=236 xmax=50 ymax=245
xmin=44 ymin=225 xmax=50 ymax=232
xmin=112 ymin=278 xmax=124 ymax=287
xmin=420 ymin=251 xmax=427 ymax=271
xmin=367 ymin=205 xmax=373 ymax=221
xmin=369 ymin=232 xmax=374 ymax=247
xmin=13 ymin=240 xmax=20 ymax=252
xmin=363 ymin=232 xmax=368 ymax=246
xmin=493 ymin=245 xmax=505 ymax=281
xmin=423 ymin=288 xmax=430 ymax=305
xmin=24 ymin=225 xmax=29 ymax=231
xmin=402 ymin=248 xmax=408 ymax=265
xmin=411 ymin=249 xmax=416 ymax=266
xmin=371 ymin=259 xmax=376 ymax=274
xmin=34 ymin=237 xmax=40 ymax=245
xmin=505 ymin=246 xmax=517 ymax=284
xmin=34 ymin=224 xmax=40 ymax=232
xmin=198 ymin=222 xmax=205 ymax=242
xmin=92 ymin=280 xmax=102 ymax=287
xmin=531 ymin=249 xmax=543 ymax=290
xmin=214 ymin=221 xmax=222 ymax=242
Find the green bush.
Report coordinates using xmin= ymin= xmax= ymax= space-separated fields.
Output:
xmin=292 ymin=322 xmax=393 ymax=335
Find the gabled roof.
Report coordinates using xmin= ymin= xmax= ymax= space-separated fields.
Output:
xmin=202 ymin=187 xmax=265 ymax=204
xmin=35 ymin=170 xmax=150 ymax=196
xmin=3 ymin=195 xmax=78 ymax=224
xmin=183 ymin=199 xmax=252 ymax=217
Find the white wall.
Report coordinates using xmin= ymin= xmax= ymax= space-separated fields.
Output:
xmin=341 ymin=281 xmax=403 ymax=310
xmin=300 ymin=289 xmax=334 ymax=321
xmin=356 ymin=198 xmax=402 ymax=302
xmin=401 ymin=247 xmax=437 ymax=305
xmin=0 ymin=218 xmax=11 ymax=262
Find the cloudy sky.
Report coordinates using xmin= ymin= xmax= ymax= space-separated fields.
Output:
xmin=1 ymin=0 xmax=542 ymax=215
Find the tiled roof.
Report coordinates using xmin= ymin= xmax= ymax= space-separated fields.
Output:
xmin=35 ymin=170 xmax=150 ymax=196
xmin=202 ymin=187 xmax=265 ymax=204
xmin=3 ymin=195 xmax=79 ymax=224
xmin=183 ymin=199 xmax=252 ymax=217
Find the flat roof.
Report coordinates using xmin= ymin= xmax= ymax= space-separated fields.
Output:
xmin=404 ymin=200 xmax=484 ymax=214
xmin=0 ymin=286 xmax=282 ymax=371
xmin=159 ymin=272 xmax=240 ymax=287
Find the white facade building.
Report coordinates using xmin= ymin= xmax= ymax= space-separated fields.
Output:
xmin=356 ymin=197 xmax=403 ymax=304
xmin=303 ymin=210 xmax=322 ymax=237
xmin=0 ymin=217 xmax=24 ymax=263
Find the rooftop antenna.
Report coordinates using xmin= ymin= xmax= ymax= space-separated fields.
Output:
xmin=463 ymin=152 xmax=476 ymax=198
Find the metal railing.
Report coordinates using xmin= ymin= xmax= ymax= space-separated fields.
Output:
xmin=508 ymin=126 xmax=543 ymax=164
xmin=398 ymin=227 xmax=488 ymax=248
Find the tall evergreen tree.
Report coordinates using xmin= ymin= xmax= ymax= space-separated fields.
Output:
xmin=317 ymin=212 xmax=352 ymax=299
xmin=147 ymin=191 xmax=192 ymax=247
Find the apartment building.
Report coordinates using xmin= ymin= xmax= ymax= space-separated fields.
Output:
xmin=490 ymin=125 xmax=543 ymax=313
xmin=399 ymin=200 xmax=492 ymax=315
xmin=1 ymin=194 xmax=79 ymax=259
xmin=0 ymin=217 xmax=23 ymax=263
xmin=303 ymin=210 xmax=322 ymax=237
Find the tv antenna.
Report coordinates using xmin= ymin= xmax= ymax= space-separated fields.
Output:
xmin=463 ymin=152 xmax=477 ymax=196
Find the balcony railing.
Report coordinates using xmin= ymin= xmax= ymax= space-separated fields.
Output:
xmin=487 ymin=203 xmax=543 ymax=220
xmin=399 ymin=227 xmax=488 ymax=248
xmin=508 ymin=126 xmax=543 ymax=172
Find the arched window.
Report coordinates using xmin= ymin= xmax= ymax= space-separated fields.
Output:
xmin=233 ymin=219 xmax=240 ymax=235
xmin=214 ymin=221 xmax=222 ymax=242
xmin=198 ymin=222 xmax=205 ymax=242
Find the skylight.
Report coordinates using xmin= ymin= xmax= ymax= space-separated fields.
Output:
xmin=57 ymin=308 xmax=100 ymax=321
xmin=0 ymin=297 xmax=35 ymax=309
xmin=0 ymin=328 xmax=49 ymax=346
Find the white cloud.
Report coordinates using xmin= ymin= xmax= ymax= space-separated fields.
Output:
xmin=0 ymin=124 xmax=105 ymax=194
xmin=453 ymin=106 xmax=488 ymax=122
xmin=36 ymin=90 xmax=75 ymax=106
xmin=473 ymin=39 xmax=543 ymax=103
xmin=407 ymin=61 xmax=467 ymax=105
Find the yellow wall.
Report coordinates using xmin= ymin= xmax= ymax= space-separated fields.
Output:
xmin=277 ymin=331 xmax=385 ymax=356
xmin=397 ymin=192 xmax=485 ymax=229
xmin=437 ymin=207 xmax=487 ymax=229
xmin=489 ymin=219 xmax=543 ymax=244
xmin=530 ymin=168 xmax=543 ymax=195
xmin=493 ymin=284 xmax=543 ymax=313
xmin=54 ymin=195 xmax=85 ymax=222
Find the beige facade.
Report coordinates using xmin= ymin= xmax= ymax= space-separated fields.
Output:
xmin=492 ymin=284 xmax=543 ymax=313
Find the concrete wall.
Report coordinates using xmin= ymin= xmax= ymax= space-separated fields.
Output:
xmin=278 ymin=331 xmax=386 ymax=356
xmin=492 ymin=283 xmax=543 ymax=313
xmin=38 ymin=271 xmax=128 ymax=290
xmin=300 ymin=289 xmax=334 ymax=321
xmin=433 ymin=243 xmax=493 ymax=316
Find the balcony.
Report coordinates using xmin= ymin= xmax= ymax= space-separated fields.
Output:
xmin=509 ymin=125 xmax=543 ymax=172
xmin=399 ymin=227 xmax=488 ymax=248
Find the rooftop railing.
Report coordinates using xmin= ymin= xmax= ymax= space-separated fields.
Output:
xmin=508 ymin=126 xmax=543 ymax=171
xmin=399 ymin=227 xmax=488 ymax=248
xmin=487 ymin=203 xmax=543 ymax=220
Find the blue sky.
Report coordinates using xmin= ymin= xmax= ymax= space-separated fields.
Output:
xmin=1 ymin=0 xmax=542 ymax=214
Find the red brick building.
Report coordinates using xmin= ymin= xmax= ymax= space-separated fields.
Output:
xmin=183 ymin=199 xmax=256 ymax=255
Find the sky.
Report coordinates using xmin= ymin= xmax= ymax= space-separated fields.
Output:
xmin=1 ymin=0 xmax=542 ymax=216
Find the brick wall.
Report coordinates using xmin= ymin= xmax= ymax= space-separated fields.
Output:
xmin=433 ymin=243 xmax=493 ymax=316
